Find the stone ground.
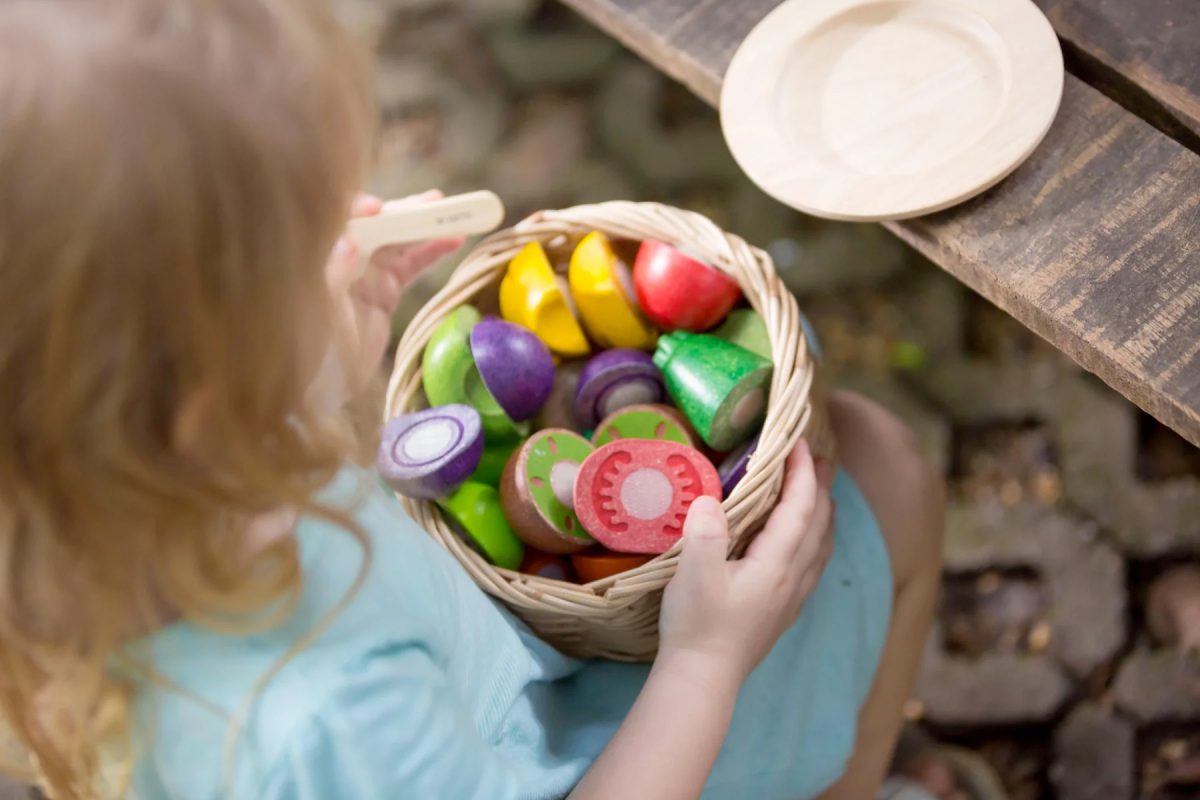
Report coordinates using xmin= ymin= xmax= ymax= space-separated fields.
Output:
xmin=337 ymin=2 xmax=1200 ymax=796
xmin=341 ymin=3 xmax=1200 ymax=797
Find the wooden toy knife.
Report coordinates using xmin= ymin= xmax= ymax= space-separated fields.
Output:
xmin=348 ymin=189 xmax=505 ymax=272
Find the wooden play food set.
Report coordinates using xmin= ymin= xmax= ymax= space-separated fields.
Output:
xmin=385 ymin=201 xmax=828 ymax=660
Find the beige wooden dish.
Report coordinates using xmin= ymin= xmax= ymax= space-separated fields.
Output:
xmin=385 ymin=201 xmax=830 ymax=661
xmin=720 ymin=0 xmax=1063 ymax=221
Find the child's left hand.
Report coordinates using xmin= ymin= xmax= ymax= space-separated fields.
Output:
xmin=326 ymin=190 xmax=464 ymax=396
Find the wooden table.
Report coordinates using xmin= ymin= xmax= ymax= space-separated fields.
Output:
xmin=560 ymin=0 xmax=1200 ymax=447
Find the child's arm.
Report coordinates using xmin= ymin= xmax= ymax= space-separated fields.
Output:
xmin=571 ymin=441 xmax=835 ymax=799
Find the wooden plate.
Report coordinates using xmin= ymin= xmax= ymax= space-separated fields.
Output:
xmin=720 ymin=0 xmax=1063 ymax=221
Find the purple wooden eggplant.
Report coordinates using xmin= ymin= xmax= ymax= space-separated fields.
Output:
xmin=378 ymin=404 xmax=484 ymax=499
xmin=469 ymin=317 xmax=555 ymax=421
xmin=574 ymin=349 xmax=666 ymax=429
xmin=717 ymin=435 xmax=759 ymax=497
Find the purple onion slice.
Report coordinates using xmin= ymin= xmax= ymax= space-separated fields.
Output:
xmin=574 ymin=349 xmax=666 ymax=429
xmin=469 ymin=317 xmax=555 ymax=421
xmin=378 ymin=404 xmax=483 ymax=499
xmin=717 ymin=435 xmax=759 ymax=497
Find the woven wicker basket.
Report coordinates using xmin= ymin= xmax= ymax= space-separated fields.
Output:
xmin=384 ymin=201 xmax=830 ymax=661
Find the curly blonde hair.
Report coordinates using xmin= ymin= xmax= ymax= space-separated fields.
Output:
xmin=0 ymin=0 xmax=376 ymax=795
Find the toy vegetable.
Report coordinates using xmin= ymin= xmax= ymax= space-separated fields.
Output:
xmin=654 ymin=332 xmax=772 ymax=451
xmin=570 ymin=548 xmax=652 ymax=583
xmin=591 ymin=404 xmax=697 ymax=448
xmin=377 ymin=405 xmax=484 ymax=500
xmin=535 ymin=359 xmax=585 ymax=432
xmin=519 ymin=549 xmax=575 ymax=582
xmin=423 ymin=306 xmax=527 ymax=440
xmin=470 ymin=316 xmax=555 ymax=422
xmin=711 ymin=308 xmax=772 ymax=360
xmin=469 ymin=437 xmax=524 ymax=487
xmin=717 ymin=435 xmax=759 ymax=496
xmin=439 ymin=482 xmax=525 ymax=570
xmin=573 ymin=439 xmax=722 ymax=554
xmin=500 ymin=241 xmax=590 ymax=357
xmin=500 ymin=429 xmax=595 ymax=554
xmin=568 ymin=231 xmax=656 ymax=350
xmin=633 ymin=239 xmax=741 ymax=331
xmin=574 ymin=349 xmax=666 ymax=429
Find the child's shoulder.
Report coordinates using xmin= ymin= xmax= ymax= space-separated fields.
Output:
xmin=130 ymin=468 xmax=511 ymax=797
xmin=131 ymin=604 xmax=464 ymax=799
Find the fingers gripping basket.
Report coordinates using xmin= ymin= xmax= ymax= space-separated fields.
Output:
xmin=385 ymin=201 xmax=831 ymax=661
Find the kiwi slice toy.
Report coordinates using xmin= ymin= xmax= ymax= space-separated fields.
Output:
xmin=500 ymin=428 xmax=595 ymax=554
xmin=591 ymin=404 xmax=697 ymax=448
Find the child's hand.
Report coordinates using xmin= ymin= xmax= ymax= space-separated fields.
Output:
xmin=326 ymin=191 xmax=464 ymax=393
xmin=658 ymin=440 xmax=836 ymax=685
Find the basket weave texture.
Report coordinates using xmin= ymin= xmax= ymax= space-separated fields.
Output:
xmin=385 ymin=201 xmax=829 ymax=661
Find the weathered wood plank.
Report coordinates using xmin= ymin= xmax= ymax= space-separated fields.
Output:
xmin=1034 ymin=0 xmax=1200 ymax=148
xmin=560 ymin=0 xmax=1200 ymax=447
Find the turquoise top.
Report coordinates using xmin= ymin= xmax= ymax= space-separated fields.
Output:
xmin=129 ymin=467 xmax=891 ymax=799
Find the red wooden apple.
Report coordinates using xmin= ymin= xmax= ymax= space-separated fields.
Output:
xmin=573 ymin=438 xmax=722 ymax=554
xmin=632 ymin=239 xmax=742 ymax=331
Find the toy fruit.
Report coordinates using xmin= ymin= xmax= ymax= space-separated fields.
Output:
xmin=633 ymin=239 xmax=741 ymax=331
xmin=568 ymin=231 xmax=656 ymax=350
xmin=574 ymin=439 xmax=722 ymax=555
xmin=469 ymin=437 xmax=524 ymax=487
xmin=717 ymin=435 xmax=758 ymax=497
xmin=423 ymin=306 xmax=527 ymax=440
xmin=438 ymin=482 xmax=524 ymax=569
xmin=711 ymin=308 xmax=771 ymax=360
xmin=654 ymin=332 xmax=772 ymax=451
xmin=499 ymin=429 xmax=595 ymax=554
xmin=500 ymin=241 xmax=591 ymax=358
xmin=470 ymin=317 xmax=555 ymax=422
xmin=574 ymin=349 xmax=666 ymax=429
xmin=519 ymin=549 xmax=575 ymax=582
xmin=570 ymin=547 xmax=652 ymax=583
xmin=536 ymin=359 xmax=585 ymax=432
xmin=591 ymin=404 xmax=697 ymax=448
xmin=377 ymin=405 xmax=484 ymax=499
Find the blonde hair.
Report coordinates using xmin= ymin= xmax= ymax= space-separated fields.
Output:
xmin=0 ymin=0 xmax=377 ymax=795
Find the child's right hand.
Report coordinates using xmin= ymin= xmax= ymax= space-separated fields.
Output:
xmin=658 ymin=440 xmax=836 ymax=685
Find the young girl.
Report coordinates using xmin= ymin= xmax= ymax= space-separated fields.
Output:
xmin=0 ymin=1 xmax=944 ymax=798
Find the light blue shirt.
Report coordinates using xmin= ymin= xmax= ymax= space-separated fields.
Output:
xmin=129 ymin=467 xmax=890 ymax=799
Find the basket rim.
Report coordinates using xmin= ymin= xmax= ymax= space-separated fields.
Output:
xmin=384 ymin=200 xmax=821 ymax=615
